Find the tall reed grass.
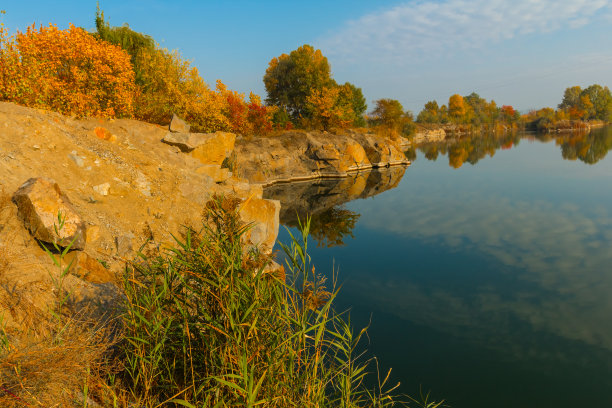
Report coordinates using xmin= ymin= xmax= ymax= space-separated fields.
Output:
xmin=0 ymin=195 xmax=442 ymax=407
xmin=119 ymin=195 xmax=415 ymax=407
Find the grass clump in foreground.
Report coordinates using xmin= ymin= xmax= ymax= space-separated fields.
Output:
xmin=0 ymin=196 xmax=443 ymax=407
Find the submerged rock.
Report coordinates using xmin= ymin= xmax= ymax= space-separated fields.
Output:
xmin=12 ymin=178 xmax=86 ymax=250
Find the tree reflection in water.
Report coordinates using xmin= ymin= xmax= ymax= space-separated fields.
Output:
xmin=415 ymin=125 xmax=612 ymax=168
xmin=307 ymin=206 xmax=360 ymax=247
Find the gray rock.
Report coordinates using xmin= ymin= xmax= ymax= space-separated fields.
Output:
xmin=169 ymin=114 xmax=190 ymax=133
xmin=12 ymin=178 xmax=86 ymax=249
xmin=115 ymin=234 xmax=134 ymax=257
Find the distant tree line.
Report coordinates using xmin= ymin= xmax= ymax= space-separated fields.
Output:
xmin=415 ymin=92 xmax=520 ymax=130
xmin=413 ymin=86 xmax=612 ymax=133
xmin=2 ymin=5 xmax=610 ymax=138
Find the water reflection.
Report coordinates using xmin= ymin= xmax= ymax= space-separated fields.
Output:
xmin=413 ymin=125 xmax=612 ymax=168
xmin=263 ymin=166 xmax=405 ymax=247
xmin=269 ymin=126 xmax=612 ymax=407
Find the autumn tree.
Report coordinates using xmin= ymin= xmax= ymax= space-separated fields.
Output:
xmin=336 ymin=82 xmax=367 ymax=126
xmin=558 ymin=84 xmax=612 ymax=121
xmin=448 ymin=94 xmax=466 ymax=121
xmin=264 ymin=44 xmax=333 ymax=121
xmin=263 ymin=45 xmax=367 ymax=129
xmin=304 ymin=86 xmax=353 ymax=130
xmin=500 ymin=105 xmax=519 ymax=122
xmin=369 ymin=98 xmax=414 ymax=136
xmin=416 ymin=100 xmax=440 ymax=123
xmin=95 ymin=7 xmax=274 ymax=135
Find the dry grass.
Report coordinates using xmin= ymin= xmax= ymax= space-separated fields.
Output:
xmin=0 ymin=298 xmax=119 ymax=407
xmin=0 ymin=309 xmax=119 ymax=407
xmin=0 ymin=188 xmax=12 ymax=236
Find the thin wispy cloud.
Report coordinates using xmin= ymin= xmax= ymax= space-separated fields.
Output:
xmin=322 ymin=0 xmax=611 ymax=62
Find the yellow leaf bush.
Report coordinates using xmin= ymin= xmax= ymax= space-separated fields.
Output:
xmin=134 ymin=48 xmax=276 ymax=135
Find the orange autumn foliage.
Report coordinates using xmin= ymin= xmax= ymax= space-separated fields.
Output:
xmin=0 ymin=23 xmax=135 ymax=117
xmin=217 ymin=82 xmax=276 ymax=136
xmin=0 ymin=14 xmax=275 ymax=136
xmin=134 ymin=48 xmax=275 ymax=135
xmin=304 ymin=86 xmax=353 ymax=131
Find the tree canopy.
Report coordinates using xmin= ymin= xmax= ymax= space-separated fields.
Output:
xmin=558 ymin=84 xmax=612 ymax=121
xmin=264 ymin=45 xmax=332 ymax=120
xmin=263 ymin=45 xmax=366 ymax=129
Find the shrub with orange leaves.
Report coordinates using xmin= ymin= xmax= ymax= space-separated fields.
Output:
xmin=0 ymin=23 xmax=135 ymax=117
xmin=216 ymin=82 xmax=276 ymax=136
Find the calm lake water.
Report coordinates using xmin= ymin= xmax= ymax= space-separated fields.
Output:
xmin=265 ymin=127 xmax=612 ymax=408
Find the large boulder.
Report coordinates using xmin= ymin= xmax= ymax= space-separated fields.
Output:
xmin=12 ymin=178 xmax=86 ymax=249
xmin=239 ymin=198 xmax=280 ymax=253
xmin=190 ymin=132 xmax=236 ymax=165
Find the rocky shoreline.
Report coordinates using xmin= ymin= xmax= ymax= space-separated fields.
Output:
xmin=0 ymin=102 xmax=410 ymax=330
xmin=234 ymin=129 xmax=410 ymax=186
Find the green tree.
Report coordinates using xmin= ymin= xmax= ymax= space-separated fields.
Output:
xmin=263 ymin=44 xmax=333 ymax=121
xmin=581 ymin=84 xmax=612 ymax=121
xmin=416 ymin=100 xmax=440 ymax=123
xmin=558 ymin=86 xmax=582 ymax=111
xmin=94 ymin=4 xmax=154 ymax=85
xmin=464 ymin=92 xmax=490 ymax=125
xmin=336 ymin=82 xmax=367 ymax=127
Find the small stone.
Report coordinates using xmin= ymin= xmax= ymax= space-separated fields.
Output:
xmin=94 ymin=127 xmax=117 ymax=143
xmin=85 ymin=225 xmax=101 ymax=244
xmin=64 ymin=251 xmax=115 ymax=284
xmin=169 ymin=114 xmax=190 ymax=133
xmin=68 ymin=151 xmax=84 ymax=167
xmin=134 ymin=172 xmax=151 ymax=197
xmin=93 ymin=183 xmax=110 ymax=196
xmin=32 ymin=145 xmax=40 ymax=150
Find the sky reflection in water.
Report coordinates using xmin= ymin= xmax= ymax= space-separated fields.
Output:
xmin=270 ymin=128 xmax=612 ymax=407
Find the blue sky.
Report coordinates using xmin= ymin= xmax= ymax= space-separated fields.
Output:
xmin=2 ymin=0 xmax=611 ymax=113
